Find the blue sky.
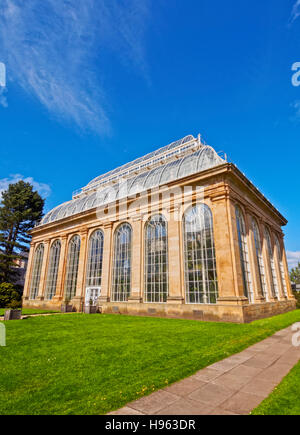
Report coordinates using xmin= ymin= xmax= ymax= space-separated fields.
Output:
xmin=0 ymin=0 xmax=299 ymax=267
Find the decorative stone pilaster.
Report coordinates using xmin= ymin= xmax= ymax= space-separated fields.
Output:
xmin=99 ymin=222 xmax=113 ymax=303
xmin=211 ymin=193 xmax=248 ymax=306
xmin=273 ymin=234 xmax=287 ymax=301
xmin=37 ymin=239 xmax=51 ymax=301
xmin=281 ymin=240 xmax=295 ymax=300
xmin=53 ymin=235 xmax=68 ymax=302
xmin=167 ymin=205 xmax=184 ymax=304
xmin=245 ymin=211 xmax=265 ymax=303
xmin=128 ymin=216 xmax=143 ymax=303
xmin=22 ymin=242 xmax=35 ymax=301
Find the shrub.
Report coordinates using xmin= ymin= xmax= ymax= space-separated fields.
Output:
xmin=8 ymin=299 xmax=22 ymax=309
xmin=0 ymin=282 xmax=21 ymax=309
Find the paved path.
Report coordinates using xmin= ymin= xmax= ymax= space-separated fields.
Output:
xmin=109 ymin=326 xmax=300 ymax=415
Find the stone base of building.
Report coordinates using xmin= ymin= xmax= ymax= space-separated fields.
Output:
xmin=22 ymin=297 xmax=80 ymax=312
xmin=242 ymin=299 xmax=296 ymax=323
xmin=98 ymin=299 xmax=296 ymax=323
xmin=22 ymin=298 xmax=296 ymax=323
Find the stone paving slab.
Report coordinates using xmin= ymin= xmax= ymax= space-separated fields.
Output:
xmin=129 ymin=390 xmax=179 ymax=415
xmin=220 ymin=391 xmax=265 ymax=415
xmin=164 ymin=377 xmax=206 ymax=396
xmin=155 ymin=398 xmax=214 ymax=416
xmin=108 ymin=326 xmax=300 ymax=415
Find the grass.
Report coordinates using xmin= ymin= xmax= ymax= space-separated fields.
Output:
xmin=0 ymin=310 xmax=300 ymax=415
xmin=252 ymin=360 xmax=300 ymax=415
xmin=0 ymin=308 xmax=59 ymax=316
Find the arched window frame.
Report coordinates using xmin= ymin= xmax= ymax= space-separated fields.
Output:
xmin=264 ymin=226 xmax=279 ymax=299
xmin=235 ymin=206 xmax=254 ymax=302
xmin=274 ymin=235 xmax=288 ymax=297
xmin=29 ymin=243 xmax=44 ymax=300
xmin=112 ymin=223 xmax=132 ymax=302
xmin=251 ymin=217 xmax=267 ymax=300
xmin=183 ymin=203 xmax=218 ymax=304
xmin=144 ymin=214 xmax=168 ymax=303
xmin=64 ymin=235 xmax=81 ymax=300
xmin=86 ymin=230 xmax=104 ymax=287
xmin=45 ymin=240 xmax=61 ymax=300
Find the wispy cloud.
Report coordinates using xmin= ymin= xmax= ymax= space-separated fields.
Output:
xmin=0 ymin=0 xmax=150 ymax=134
xmin=0 ymin=174 xmax=51 ymax=199
xmin=290 ymin=100 xmax=300 ymax=121
xmin=290 ymin=0 xmax=300 ymax=23
xmin=287 ymin=251 xmax=300 ymax=270
xmin=0 ymin=87 xmax=8 ymax=108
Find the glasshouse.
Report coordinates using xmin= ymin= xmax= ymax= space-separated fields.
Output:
xmin=23 ymin=134 xmax=296 ymax=322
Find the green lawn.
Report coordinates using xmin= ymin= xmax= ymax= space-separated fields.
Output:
xmin=0 ymin=310 xmax=300 ymax=415
xmin=252 ymin=360 xmax=300 ymax=415
xmin=0 ymin=308 xmax=59 ymax=316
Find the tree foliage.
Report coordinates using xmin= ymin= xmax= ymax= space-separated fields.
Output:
xmin=290 ymin=262 xmax=300 ymax=285
xmin=0 ymin=181 xmax=44 ymax=283
xmin=0 ymin=282 xmax=21 ymax=308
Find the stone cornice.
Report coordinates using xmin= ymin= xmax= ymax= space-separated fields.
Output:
xmin=209 ymin=185 xmax=230 ymax=203
xmin=103 ymin=222 xmax=114 ymax=230
xmin=226 ymin=164 xmax=287 ymax=226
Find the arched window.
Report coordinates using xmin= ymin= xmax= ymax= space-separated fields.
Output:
xmin=235 ymin=206 xmax=253 ymax=302
xmin=112 ymin=223 xmax=132 ymax=302
xmin=275 ymin=236 xmax=288 ymax=297
xmin=86 ymin=230 xmax=104 ymax=287
xmin=144 ymin=215 xmax=168 ymax=303
xmin=29 ymin=244 xmax=44 ymax=300
xmin=183 ymin=204 xmax=218 ymax=304
xmin=64 ymin=235 xmax=81 ymax=300
xmin=251 ymin=218 xmax=267 ymax=300
xmin=45 ymin=240 xmax=61 ymax=300
xmin=264 ymin=227 xmax=279 ymax=298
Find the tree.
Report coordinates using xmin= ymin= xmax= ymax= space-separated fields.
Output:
xmin=0 ymin=282 xmax=21 ymax=308
xmin=0 ymin=181 xmax=44 ymax=284
xmin=290 ymin=262 xmax=300 ymax=285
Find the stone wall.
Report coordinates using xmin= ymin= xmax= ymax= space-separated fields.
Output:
xmin=97 ymin=299 xmax=296 ymax=324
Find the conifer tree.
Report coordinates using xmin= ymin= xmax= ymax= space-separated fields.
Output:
xmin=290 ymin=262 xmax=300 ymax=285
xmin=0 ymin=181 xmax=44 ymax=284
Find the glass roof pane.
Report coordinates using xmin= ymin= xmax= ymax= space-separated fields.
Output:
xmin=159 ymin=159 xmax=181 ymax=184
xmin=129 ymin=171 xmax=150 ymax=196
xmin=177 ymin=153 xmax=199 ymax=179
xmin=83 ymin=192 xmax=96 ymax=211
xmin=197 ymin=147 xmax=222 ymax=172
xmin=144 ymin=166 xmax=164 ymax=190
xmin=55 ymin=202 xmax=71 ymax=221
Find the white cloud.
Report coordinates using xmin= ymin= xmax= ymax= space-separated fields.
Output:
xmin=0 ymin=0 xmax=150 ymax=134
xmin=0 ymin=174 xmax=51 ymax=199
xmin=286 ymin=251 xmax=300 ymax=270
xmin=290 ymin=0 xmax=300 ymax=23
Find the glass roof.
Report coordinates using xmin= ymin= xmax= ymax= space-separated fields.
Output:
xmin=86 ymin=135 xmax=195 ymax=188
xmin=39 ymin=144 xmax=224 ymax=226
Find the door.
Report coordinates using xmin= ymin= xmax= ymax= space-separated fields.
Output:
xmin=85 ymin=287 xmax=101 ymax=306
